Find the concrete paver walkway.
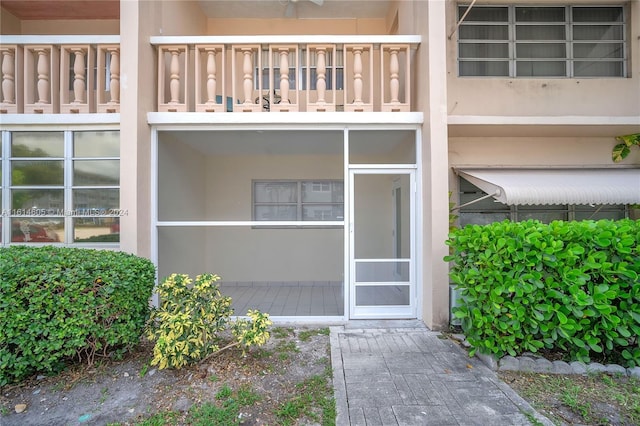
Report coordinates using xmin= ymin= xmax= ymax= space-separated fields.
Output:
xmin=330 ymin=323 xmax=553 ymax=426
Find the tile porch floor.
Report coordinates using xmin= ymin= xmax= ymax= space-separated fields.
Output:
xmin=220 ymin=282 xmax=344 ymax=316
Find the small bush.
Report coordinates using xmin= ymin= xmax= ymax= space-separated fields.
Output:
xmin=446 ymin=219 xmax=640 ymax=366
xmin=0 ymin=246 xmax=156 ymax=385
xmin=147 ymin=273 xmax=272 ymax=370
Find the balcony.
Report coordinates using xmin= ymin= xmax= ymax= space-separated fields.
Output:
xmin=0 ymin=36 xmax=120 ymax=115
xmin=1 ymin=35 xmax=420 ymax=116
xmin=152 ymin=36 xmax=419 ymax=114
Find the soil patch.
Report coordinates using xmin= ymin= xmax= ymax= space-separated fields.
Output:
xmin=1 ymin=326 xmax=331 ymax=425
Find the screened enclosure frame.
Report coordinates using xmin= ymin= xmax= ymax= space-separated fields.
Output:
xmin=150 ymin=124 xmax=423 ymax=321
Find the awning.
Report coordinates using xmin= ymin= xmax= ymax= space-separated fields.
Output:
xmin=457 ymin=168 xmax=640 ymax=206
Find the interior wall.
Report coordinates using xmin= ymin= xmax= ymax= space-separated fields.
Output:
xmin=206 ymin=18 xmax=387 ymax=35
xmin=158 ymin=135 xmax=207 ymax=220
xmin=20 ymin=19 xmax=119 ymax=34
xmin=205 ymin=153 xmax=343 ymax=281
xmin=205 ymin=227 xmax=343 ymax=282
xmin=354 ymin=174 xmax=394 ymax=259
xmin=206 ymin=154 xmax=342 ymax=220
xmin=158 ymin=0 xmax=207 ymax=35
xmin=0 ymin=7 xmax=21 ymax=34
xmin=157 ymin=228 xmax=207 ymax=281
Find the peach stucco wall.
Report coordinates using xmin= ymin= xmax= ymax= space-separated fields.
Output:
xmin=446 ymin=1 xmax=640 ymax=118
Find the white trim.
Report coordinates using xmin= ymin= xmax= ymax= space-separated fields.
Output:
xmin=343 ymin=128 xmax=350 ymax=321
xmin=150 ymin=35 xmax=421 ymax=45
xmin=150 ymin=128 xmax=159 ymax=307
xmin=448 ymin=115 xmax=640 ymax=126
xmin=349 ymin=168 xmax=417 ymax=319
xmin=157 ymin=220 xmax=344 ymax=227
xmin=0 ymin=114 xmax=121 ymax=126
xmin=262 ymin=316 xmax=346 ymax=323
xmin=148 ymin=112 xmax=423 ymax=125
xmin=1 ymin=132 xmax=9 ymax=245
xmin=0 ymin=35 xmax=120 ymax=44
xmin=414 ymin=127 xmax=423 ymax=321
xmin=348 ymin=164 xmax=417 ymax=170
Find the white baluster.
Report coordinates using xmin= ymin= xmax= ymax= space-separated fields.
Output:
xmin=1 ymin=48 xmax=15 ymax=104
xmin=242 ymin=48 xmax=254 ymax=104
xmin=279 ymin=48 xmax=290 ymax=104
xmin=205 ymin=48 xmax=217 ymax=105
xmin=168 ymin=49 xmax=180 ymax=104
xmin=315 ymin=48 xmax=326 ymax=103
xmin=71 ymin=48 xmax=86 ymax=104
xmin=108 ymin=48 xmax=120 ymax=104
xmin=389 ymin=47 xmax=400 ymax=104
xmin=352 ymin=47 xmax=363 ymax=105
xmin=36 ymin=49 xmax=50 ymax=104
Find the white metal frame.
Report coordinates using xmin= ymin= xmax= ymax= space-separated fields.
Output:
xmin=150 ymin=123 xmax=423 ymax=322
xmin=348 ymin=168 xmax=417 ymax=319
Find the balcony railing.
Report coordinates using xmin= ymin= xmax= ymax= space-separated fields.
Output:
xmin=0 ymin=36 xmax=120 ymax=114
xmin=0 ymin=35 xmax=420 ymax=115
xmin=151 ymin=36 xmax=420 ymax=113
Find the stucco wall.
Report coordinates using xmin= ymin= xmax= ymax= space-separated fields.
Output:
xmin=20 ymin=19 xmax=119 ymax=34
xmin=206 ymin=18 xmax=387 ymax=35
xmin=446 ymin=1 xmax=640 ymax=118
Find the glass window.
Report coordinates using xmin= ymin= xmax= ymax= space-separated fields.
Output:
xmin=3 ymin=131 xmax=120 ymax=246
xmin=253 ymin=180 xmax=344 ymax=222
xmin=458 ymin=5 xmax=626 ymax=77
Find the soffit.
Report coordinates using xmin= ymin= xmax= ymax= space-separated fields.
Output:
xmin=1 ymin=0 xmax=119 ymax=20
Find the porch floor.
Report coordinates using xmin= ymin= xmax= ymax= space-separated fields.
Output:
xmin=220 ymin=283 xmax=344 ymax=317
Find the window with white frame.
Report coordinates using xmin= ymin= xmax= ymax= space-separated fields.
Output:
xmin=457 ymin=5 xmax=627 ymax=77
xmin=253 ymin=180 xmax=344 ymax=222
xmin=458 ymin=177 xmax=628 ymax=226
xmin=256 ymin=49 xmax=344 ymax=91
xmin=2 ymin=130 xmax=120 ymax=245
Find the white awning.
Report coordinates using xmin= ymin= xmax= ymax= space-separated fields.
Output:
xmin=457 ymin=169 xmax=640 ymax=206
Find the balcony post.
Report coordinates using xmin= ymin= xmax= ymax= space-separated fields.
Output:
xmin=270 ymin=45 xmax=298 ymax=112
xmin=72 ymin=48 xmax=86 ymax=104
xmin=316 ymin=47 xmax=327 ymax=103
xmin=36 ymin=49 xmax=50 ymax=104
xmin=389 ymin=47 xmax=399 ymax=104
xmin=97 ymin=45 xmax=120 ymax=113
xmin=195 ymin=45 xmax=225 ymax=112
xmin=381 ymin=44 xmax=410 ymax=112
xmin=25 ymin=45 xmax=58 ymax=113
xmin=279 ymin=48 xmax=290 ymax=104
xmin=231 ymin=45 xmax=261 ymax=112
xmin=306 ymin=45 xmax=336 ymax=112
xmin=158 ymin=45 xmax=188 ymax=112
xmin=169 ymin=49 xmax=180 ymax=104
xmin=108 ymin=47 xmax=120 ymax=105
xmin=344 ymin=44 xmax=372 ymax=112
xmin=241 ymin=48 xmax=253 ymax=105
xmin=206 ymin=48 xmax=217 ymax=105
xmin=1 ymin=48 xmax=15 ymax=107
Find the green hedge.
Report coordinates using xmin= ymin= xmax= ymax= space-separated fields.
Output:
xmin=446 ymin=219 xmax=640 ymax=367
xmin=0 ymin=246 xmax=156 ymax=385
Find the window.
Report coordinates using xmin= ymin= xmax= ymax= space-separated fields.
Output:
xmin=458 ymin=177 xmax=627 ymax=226
xmin=256 ymin=49 xmax=344 ymax=91
xmin=253 ymin=180 xmax=344 ymax=222
xmin=457 ymin=5 xmax=626 ymax=77
xmin=2 ymin=130 xmax=120 ymax=245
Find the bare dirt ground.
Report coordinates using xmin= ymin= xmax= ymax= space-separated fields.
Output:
xmin=0 ymin=326 xmax=331 ymax=426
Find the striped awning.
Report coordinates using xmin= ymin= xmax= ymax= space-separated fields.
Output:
xmin=457 ymin=168 xmax=640 ymax=206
